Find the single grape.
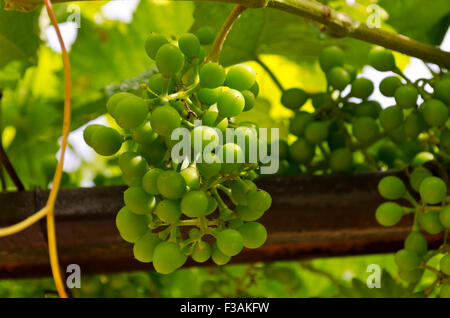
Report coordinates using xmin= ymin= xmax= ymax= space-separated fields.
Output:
xmin=434 ymin=79 xmax=450 ymax=105
xmin=150 ymin=105 xmax=181 ymax=137
xmin=231 ymin=179 xmax=257 ymax=206
xmin=403 ymin=112 xmax=425 ymax=138
xmin=211 ymin=243 xmax=231 ymax=265
xmin=420 ymin=211 xmax=444 ymax=234
xmin=304 ymin=121 xmax=328 ymax=145
xmin=106 ymin=92 xmax=133 ymax=117
xmin=217 ymin=89 xmax=245 ymax=117
xmin=205 ymin=194 xmax=218 ymax=215
xmin=395 ymin=249 xmax=420 ymax=271
xmin=409 ymin=166 xmax=432 ymax=192
xmin=419 ymin=176 xmax=447 ymax=205
xmin=133 ymin=231 xmax=160 ymax=263
xmin=155 ymin=199 xmax=181 ymax=224
xmin=195 ymin=26 xmax=215 ymax=45
xmin=190 ymin=125 xmax=220 ymax=150
xmin=352 ymin=116 xmax=379 ymax=145
xmin=237 ymin=222 xmax=267 ymax=249
xmin=142 ymin=168 xmax=163 ymax=195
xmin=155 ymin=44 xmax=184 ymax=77
xmin=216 ymin=229 xmax=244 ymax=256
xmin=116 ymin=207 xmax=150 ymax=243
xmin=440 ymin=255 xmax=450 ymax=276
xmin=249 ymin=81 xmax=259 ymax=97
xmin=138 ymin=137 xmax=167 ymax=166
xmin=201 ymin=108 xmax=219 ymax=127
xmin=178 ymin=33 xmax=200 ymax=59
xmin=289 ymin=138 xmax=315 ymax=164
xmin=355 ymin=101 xmax=381 ymax=118
xmin=329 ymin=148 xmax=353 ymax=172
xmin=377 ymin=141 xmax=399 ymax=166
xmin=281 ymin=88 xmax=308 ymax=110
xmin=197 ymin=87 xmax=221 ymax=105
xmin=145 ymin=33 xmax=169 ymax=60
xmin=156 ymin=170 xmax=186 ymax=199
xmin=233 ymin=126 xmax=258 ymax=162
xmin=123 ymin=174 xmax=142 ymax=188
xmin=378 ymin=176 xmax=406 ymax=200
xmin=439 ymin=206 xmax=450 ymax=229
xmin=216 ymin=117 xmax=229 ymax=133
xmin=147 ymin=73 xmax=175 ymax=97
xmin=119 ymin=152 xmax=148 ymax=178
xmin=236 ymin=205 xmax=264 ymax=222
xmin=114 ymin=95 xmax=148 ymax=129
xmin=394 ymin=85 xmax=418 ymax=109
xmin=84 ymin=125 xmax=122 ymax=156
xmin=124 ymin=187 xmax=156 ymax=215
xmin=420 ymin=99 xmax=449 ymax=127
xmin=311 ymin=93 xmax=333 ymax=110
xmin=319 ymin=46 xmax=344 ymax=72
xmin=217 ymin=143 xmax=244 ymax=174
xmin=289 ymin=111 xmax=314 ymax=136
xmin=132 ymin=121 xmax=157 ymax=145
xmin=327 ymin=66 xmax=351 ymax=91
xmin=375 ymin=202 xmax=403 ymax=227
xmin=404 ymin=231 xmax=428 ymax=256
xmin=225 ymin=64 xmax=256 ymax=91
xmin=441 ymin=283 xmax=450 ymax=298
xmin=192 ymin=241 xmax=211 ymax=263
xmin=379 ymin=76 xmax=402 ymax=97
xmin=83 ymin=124 xmax=102 ymax=147
xmin=152 ymin=242 xmax=186 ymax=274
xmin=241 ymin=90 xmax=256 ymax=112
xmin=399 ymin=268 xmax=424 ymax=283
xmin=199 ymin=62 xmax=226 ymax=88
xmin=343 ymin=64 xmax=357 ymax=81
xmin=180 ymin=166 xmax=200 ymax=190
xmin=196 ymin=153 xmax=221 ymax=179
xmin=247 ymin=190 xmax=272 ymax=214
xmin=369 ymin=47 xmax=396 ymax=71
xmin=441 ymin=129 xmax=450 ymax=153
xmin=379 ymin=105 xmax=404 ymax=132
xmin=351 ymin=77 xmax=374 ymax=99
xmin=181 ymin=190 xmax=209 ymax=217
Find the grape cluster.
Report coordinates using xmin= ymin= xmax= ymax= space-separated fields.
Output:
xmin=83 ymin=29 xmax=272 ymax=274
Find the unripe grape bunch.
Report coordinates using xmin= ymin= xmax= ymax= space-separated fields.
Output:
xmin=83 ymin=30 xmax=272 ymax=274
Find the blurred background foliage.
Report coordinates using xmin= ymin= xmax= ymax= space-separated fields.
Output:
xmin=0 ymin=0 xmax=449 ymax=297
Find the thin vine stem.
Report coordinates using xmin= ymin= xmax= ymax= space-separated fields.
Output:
xmin=254 ymin=57 xmax=284 ymax=91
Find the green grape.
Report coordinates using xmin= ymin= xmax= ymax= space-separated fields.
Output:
xmin=343 ymin=64 xmax=357 ymax=81
xmin=191 ymin=125 xmax=220 ymax=150
xmin=197 ymin=153 xmax=221 ymax=179
xmin=152 ymin=242 xmax=186 ymax=274
xmin=404 ymin=231 xmax=428 ymax=256
xmin=189 ymin=228 xmax=201 ymax=239
xmin=133 ymin=232 xmax=160 ymax=263
xmin=236 ymin=205 xmax=264 ymax=222
xmin=351 ymin=77 xmax=374 ymax=99
xmin=150 ymin=105 xmax=181 ymax=137
xmin=319 ymin=46 xmax=344 ymax=72
xmin=216 ymin=117 xmax=228 ymax=133
xmin=231 ymin=179 xmax=257 ymax=205
xmin=216 ymin=229 xmax=244 ymax=256
xmin=118 ymin=152 xmax=148 ymax=178
xmin=123 ymin=174 xmax=142 ymax=187
xmin=197 ymin=87 xmax=221 ymax=105
xmin=195 ymin=26 xmax=215 ymax=45
xmin=157 ymin=170 xmax=186 ymax=199
xmin=394 ymin=85 xmax=418 ymax=109
xmin=278 ymin=139 xmax=290 ymax=159
xmin=155 ymin=199 xmax=181 ymax=224
xmin=378 ymin=176 xmax=406 ymax=200
xmin=281 ymin=88 xmax=308 ymax=110
xmin=199 ymin=62 xmax=226 ymax=88
xmin=247 ymin=190 xmax=272 ymax=214
xmin=106 ymin=92 xmax=132 ymax=116
xmin=217 ymin=143 xmax=244 ymax=174
xmin=124 ymin=187 xmax=156 ymax=215
xmin=441 ymin=283 xmax=450 ymax=298
xmin=327 ymin=130 xmax=347 ymax=151
xmin=311 ymin=93 xmax=333 ymax=110
xmin=225 ymin=64 xmax=256 ymax=91
xmin=327 ymin=66 xmax=351 ymax=91
xmin=145 ymin=33 xmax=169 ymax=60
xmin=440 ymin=206 xmax=450 ymax=228
xmin=84 ymin=125 xmax=122 ymax=156
xmin=289 ymin=138 xmax=315 ymax=164
xmin=138 ymin=137 xmax=167 ymax=166
xmin=352 ymin=116 xmax=379 ymax=145
xmin=180 ymin=166 xmax=200 ymax=190
xmin=404 ymin=112 xmax=425 ymax=138
xmin=304 ymin=121 xmax=328 ymax=145
xmin=409 ymin=166 xmax=432 ymax=192
xmin=178 ymin=33 xmax=200 ymax=59
xmin=441 ymin=129 xmax=450 ymax=153
xmin=132 ymin=121 xmax=157 ymax=145
xmin=211 ymin=243 xmax=231 ymax=265
xmin=192 ymin=241 xmax=211 ymax=263
xmin=368 ymin=47 xmax=395 ymax=71
xmin=375 ymin=202 xmax=403 ymax=227
xmin=241 ymin=90 xmax=256 ymax=112
xmin=440 ymin=255 xmax=450 ymax=276
xmin=419 ymin=176 xmax=447 ymax=204
xmin=395 ymin=249 xmax=420 ymax=271
xmin=289 ymin=111 xmax=314 ymax=136
xmin=113 ymin=95 xmax=148 ymax=129
xmin=399 ymin=268 xmax=424 ymax=283
xmin=329 ymin=148 xmax=353 ymax=172
xmin=217 ymin=89 xmax=245 ymax=117
xmin=205 ymin=194 xmax=218 ymax=215
xmin=420 ymin=99 xmax=449 ymax=127
xmin=379 ymin=105 xmax=404 ymax=132
xmin=237 ymin=222 xmax=267 ymax=249
xmin=249 ymin=81 xmax=259 ymax=97
xmin=377 ymin=141 xmax=400 ymax=166
xmin=147 ymin=73 xmax=175 ymax=97
xmin=116 ymin=207 xmax=150 ymax=243
xmin=355 ymin=101 xmax=381 ymax=118
xmin=181 ymin=190 xmax=209 ymax=217
xmin=142 ymin=168 xmax=163 ymax=195
xmin=201 ymin=108 xmax=219 ymax=126
xmin=155 ymin=44 xmax=184 ymax=77
xmin=420 ymin=211 xmax=444 ymax=234
xmin=234 ymin=126 xmax=258 ymax=161
xmin=379 ymin=76 xmax=402 ymax=97
xmin=434 ymin=79 xmax=450 ymax=104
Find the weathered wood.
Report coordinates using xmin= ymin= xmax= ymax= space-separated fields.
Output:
xmin=0 ymin=170 xmax=444 ymax=278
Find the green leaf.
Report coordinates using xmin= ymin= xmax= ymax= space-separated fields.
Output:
xmin=0 ymin=0 xmax=40 ymax=67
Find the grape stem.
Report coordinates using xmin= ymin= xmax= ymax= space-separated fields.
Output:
xmin=254 ymin=57 xmax=284 ymax=92
xmin=207 ymin=4 xmax=247 ymax=63
xmin=211 ymin=187 xmax=228 ymax=210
